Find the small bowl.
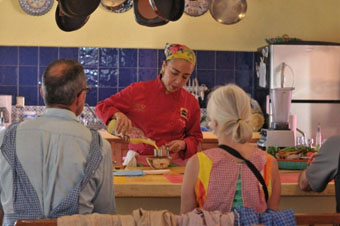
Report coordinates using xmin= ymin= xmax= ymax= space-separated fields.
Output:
xmin=146 ymin=157 xmax=171 ymax=169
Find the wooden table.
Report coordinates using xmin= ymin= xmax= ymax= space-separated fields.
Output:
xmin=113 ymin=167 xmax=336 ymax=214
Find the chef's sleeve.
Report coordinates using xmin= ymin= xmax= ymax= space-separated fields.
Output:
xmin=95 ymin=84 xmax=135 ymax=124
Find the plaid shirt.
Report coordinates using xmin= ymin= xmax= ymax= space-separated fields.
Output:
xmin=233 ymin=206 xmax=296 ymax=226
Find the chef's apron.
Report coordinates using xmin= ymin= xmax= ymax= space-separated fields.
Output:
xmin=0 ymin=123 xmax=103 ymax=226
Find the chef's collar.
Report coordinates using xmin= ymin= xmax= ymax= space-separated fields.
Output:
xmin=156 ymin=75 xmax=181 ymax=97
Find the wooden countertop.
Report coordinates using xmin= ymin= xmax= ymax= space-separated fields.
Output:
xmin=99 ymin=130 xmax=260 ymax=142
xmin=113 ymin=167 xmax=335 ymax=198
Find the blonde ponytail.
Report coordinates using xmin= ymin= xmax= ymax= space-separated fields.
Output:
xmin=207 ymin=84 xmax=253 ymax=143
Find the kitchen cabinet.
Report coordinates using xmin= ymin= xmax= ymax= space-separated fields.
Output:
xmin=99 ymin=130 xmax=261 ymax=166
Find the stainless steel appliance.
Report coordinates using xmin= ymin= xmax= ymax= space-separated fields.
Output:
xmin=257 ymin=88 xmax=295 ymax=148
xmin=255 ymin=42 xmax=340 ymax=142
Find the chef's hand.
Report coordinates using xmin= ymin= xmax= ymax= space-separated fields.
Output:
xmin=113 ymin=112 xmax=132 ymax=138
xmin=166 ymin=140 xmax=186 ymax=154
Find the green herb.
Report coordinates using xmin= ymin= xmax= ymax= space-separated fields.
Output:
xmin=266 ymin=146 xmax=280 ymax=158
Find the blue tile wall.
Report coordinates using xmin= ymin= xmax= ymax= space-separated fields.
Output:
xmin=0 ymin=46 xmax=255 ymax=107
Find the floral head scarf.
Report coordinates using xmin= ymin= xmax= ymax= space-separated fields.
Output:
xmin=164 ymin=43 xmax=196 ymax=65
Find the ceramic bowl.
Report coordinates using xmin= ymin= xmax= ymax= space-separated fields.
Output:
xmin=146 ymin=157 xmax=171 ymax=169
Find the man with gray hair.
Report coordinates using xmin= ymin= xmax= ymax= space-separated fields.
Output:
xmin=0 ymin=59 xmax=116 ymax=226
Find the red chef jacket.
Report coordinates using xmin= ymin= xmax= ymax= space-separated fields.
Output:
xmin=95 ymin=76 xmax=203 ymax=163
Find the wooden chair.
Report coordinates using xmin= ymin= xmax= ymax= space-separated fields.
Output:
xmin=14 ymin=219 xmax=57 ymax=226
xmin=295 ymin=213 xmax=340 ymax=225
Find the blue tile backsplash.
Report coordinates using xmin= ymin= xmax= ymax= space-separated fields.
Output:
xmin=0 ymin=46 xmax=255 ymax=107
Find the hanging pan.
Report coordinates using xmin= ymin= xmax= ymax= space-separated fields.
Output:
xmin=209 ymin=0 xmax=247 ymax=25
xmin=55 ymin=2 xmax=90 ymax=32
xmin=149 ymin=0 xmax=185 ymax=21
xmin=133 ymin=0 xmax=168 ymax=27
xmin=58 ymin=0 xmax=100 ymax=17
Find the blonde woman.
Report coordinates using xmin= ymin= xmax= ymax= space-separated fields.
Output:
xmin=181 ymin=84 xmax=280 ymax=214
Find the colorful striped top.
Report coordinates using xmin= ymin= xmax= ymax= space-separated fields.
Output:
xmin=195 ymin=147 xmax=272 ymax=213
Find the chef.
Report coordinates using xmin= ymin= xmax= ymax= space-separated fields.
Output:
xmin=95 ymin=43 xmax=203 ymax=166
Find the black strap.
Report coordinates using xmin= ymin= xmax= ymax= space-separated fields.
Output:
xmin=218 ymin=144 xmax=269 ymax=202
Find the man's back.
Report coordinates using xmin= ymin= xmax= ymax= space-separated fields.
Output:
xmin=0 ymin=108 xmax=115 ymax=220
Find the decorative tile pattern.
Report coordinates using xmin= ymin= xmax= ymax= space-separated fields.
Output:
xmin=99 ymin=68 xmax=118 ymax=87
xmin=100 ymin=48 xmax=118 ymax=67
xmin=0 ymin=45 xmax=255 ymax=108
xmin=11 ymin=105 xmax=207 ymax=129
xmin=119 ymin=49 xmax=137 ymax=67
xmin=79 ymin=48 xmax=99 ymax=67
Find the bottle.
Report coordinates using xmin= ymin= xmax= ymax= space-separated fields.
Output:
xmin=315 ymin=123 xmax=322 ymax=151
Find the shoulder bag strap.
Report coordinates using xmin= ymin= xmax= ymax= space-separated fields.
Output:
xmin=218 ymin=144 xmax=269 ymax=202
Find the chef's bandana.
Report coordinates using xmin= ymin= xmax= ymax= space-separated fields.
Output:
xmin=164 ymin=43 xmax=196 ymax=65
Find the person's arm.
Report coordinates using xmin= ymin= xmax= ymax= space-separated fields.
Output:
xmin=92 ymin=139 xmax=116 ymax=214
xmin=267 ymin=156 xmax=281 ymax=210
xmin=299 ymin=170 xmax=312 ymax=191
xmin=299 ymin=135 xmax=340 ymax=192
xmin=180 ymin=155 xmax=199 ymax=214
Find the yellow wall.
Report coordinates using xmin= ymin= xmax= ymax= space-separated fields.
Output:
xmin=1 ymin=0 xmax=340 ymax=51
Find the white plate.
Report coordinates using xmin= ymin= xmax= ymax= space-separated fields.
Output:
xmin=19 ymin=0 xmax=54 ymax=16
xmin=184 ymin=0 xmax=209 ymax=17
xmin=101 ymin=0 xmax=133 ymax=13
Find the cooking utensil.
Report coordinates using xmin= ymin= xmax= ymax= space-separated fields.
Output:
xmin=209 ymin=0 xmax=247 ymax=25
xmin=184 ymin=0 xmax=209 ymax=17
xmin=143 ymin=169 xmax=171 ymax=175
xmin=154 ymin=146 xmax=169 ymax=157
xmin=149 ymin=0 xmax=185 ymax=21
xmin=133 ymin=0 xmax=168 ymax=27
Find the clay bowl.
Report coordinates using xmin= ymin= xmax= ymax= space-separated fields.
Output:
xmin=146 ymin=157 xmax=171 ymax=169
